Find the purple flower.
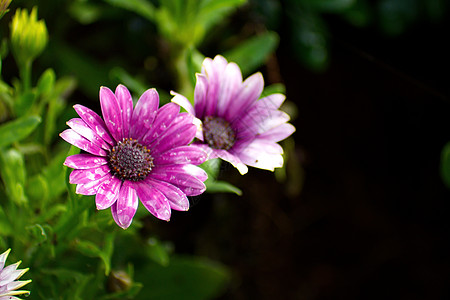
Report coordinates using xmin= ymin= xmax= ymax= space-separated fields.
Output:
xmin=171 ymin=55 xmax=295 ymax=175
xmin=60 ymin=85 xmax=207 ymax=229
xmin=0 ymin=249 xmax=31 ymax=300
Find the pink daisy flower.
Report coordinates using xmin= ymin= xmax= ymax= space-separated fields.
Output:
xmin=60 ymin=85 xmax=207 ymax=229
xmin=171 ymin=55 xmax=295 ymax=175
xmin=0 ymin=249 xmax=31 ymax=300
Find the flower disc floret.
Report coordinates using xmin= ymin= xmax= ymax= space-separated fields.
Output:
xmin=109 ymin=138 xmax=154 ymax=181
xmin=203 ymin=116 xmax=236 ymax=150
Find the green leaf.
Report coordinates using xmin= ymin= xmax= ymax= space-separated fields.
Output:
xmin=300 ymin=0 xmax=356 ymax=12
xmin=0 ymin=115 xmax=41 ymax=147
xmin=291 ymin=10 xmax=329 ymax=71
xmin=0 ymin=148 xmax=28 ymax=204
xmin=440 ymin=142 xmax=450 ymax=188
xmin=206 ymin=180 xmax=242 ymax=195
xmin=261 ymin=83 xmax=286 ymax=98
xmin=104 ymin=0 xmax=155 ymax=21
xmin=223 ymin=31 xmax=279 ymax=76
xmin=14 ymin=91 xmax=38 ymax=116
xmin=37 ymin=68 xmax=56 ymax=96
xmin=73 ymin=232 xmax=115 ymax=275
xmin=147 ymin=237 xmax=170 ymax=266
xmin=0 ymin=206 xmax=12 ymax=235
xmin=109 ymin=67 xmax=149 ymax=96
xmin=27 ymin=174 xmax=49 ymax=207
xmin=197 ymin=0 xmax=247 ymax=35
xmin=136 ymin=256 xmax=231 ymax=300
xmin=186 ymin=48 xmax=205 ymax=89
xmin=26 ymin=223 xmax=53 ymax=244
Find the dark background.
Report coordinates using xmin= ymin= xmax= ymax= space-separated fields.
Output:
xmin=164 ymin=2 xmax=450 ymax=300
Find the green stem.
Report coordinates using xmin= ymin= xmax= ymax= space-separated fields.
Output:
xmin=20 ymin=59 xmax=32 ymax=92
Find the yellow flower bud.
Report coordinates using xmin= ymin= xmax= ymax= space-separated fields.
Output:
xmin=10 ymin=7 xmax=48 ymax=66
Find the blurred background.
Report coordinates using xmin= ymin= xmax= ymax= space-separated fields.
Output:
xmin=1 ymin=0 xmax=450 ymax=299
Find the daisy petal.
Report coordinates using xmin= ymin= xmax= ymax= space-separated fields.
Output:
xmin=259 ymin=123 xmax=296 ymax=142
xmin=96 ymin=176 xmax=122 ymax=210
xmin=237 ymin=139 xmax=285 ymax=171
xmin=170 ymin=91 xmax=195 ymax=115
xmin=193 ymin=73 xmax=208 ymax=119
xmin=115 ymin=84 xmax=134 ymax=138
xmin=130 ymin=88 xmax=159 ymax=140
xmin=152 ymin=123 xmax=197 ymax=154
xmin=73 ymin=104 xmax=114 ymax=145
xmin=100 ymin=86 xmax=124 ymax=142
xmin=142 ymin=102 xmax=179 ymax=145
xmin=60 ymin=129 xmax=107 ymax=156
xmin=134 ymin=181 xmax=171 ymax=221
xmin=225 ymin=72 xmax=264 ymax=121
xmin=114 ymin=181 xmax=138 ymax=229
xmin=66 ymin=118 xmax=111 ymax=150
xmin=64 ymin=154 xmax=108 ymax=169
xmin=69 ymin=165 xmax=111 ymax=184
xmin=215 ymin=149 xmax=248 ymax=175
xmin=154 ymin=145 xmax=207 ymax=165
xmin=216 ymin=62 xmax=242 ymax=118
xmin=75 ymin=173 xmax=111 ymax=195
xmin=148 ymin=179 xmax=189 ymax=211
xmin=257 ymin=93 xmax=286 ymax=110
xmin=0 ymin=249 xmax=10 ymax=270
xmin=151 ymin=165 xmax=206 ymax=196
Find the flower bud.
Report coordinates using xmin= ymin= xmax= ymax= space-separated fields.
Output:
xmin=10 ymin=7 xmax=48 ymax=66
xmin=0 ymin=0 xmax=12 ymax=19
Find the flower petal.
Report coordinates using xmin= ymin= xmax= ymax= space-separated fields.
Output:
xmin=73 ymin=104 xmax=114 ymax=146
xmin=141 ymin=102 xmax=179 ymax=145
xmin=75 ymin=173 xmax=111 ymax=195
xmin=115 ymin=84 xmax=134 ymax=138
xmin=66 ymin=118 xmax=110 ymax=150
xmin=193 ymin=73 xmax=208 ymax=119
xmin=100 ymin=86 xmax=124 ymax=142
xmin=151 ymin=165 xmax=206 ymax=196
xmin=130 ymin=88 xmax=159 ymax=140
xmin=258 ymin=123 xmax=296 ymax=142
xmin=69 ymin=165 xmax=111 ymax=184
xmin=153 ymin=145 xmax=207 ymax=165
xmin=225 ymin=72 xmax=264 ymax=121
xmin=237 ymin=140 xmax=284 ymax=171
xmin=0 ymin=249 xmax=11 ymax=270
xmin=0 ymin=262 xmax=25 ymax=286
xmin=170 ymin=91 xmax=195 ymax=115
xmin=96 ymin=176 xmax=122 ymax=210
xmin=257 ymin=93 xmax=286 ymax=110
xmin=134 ymin=181 xmax=171 ymax=221
xmin=234 ymin=109 xmax=291 ymax=139
xmin=147 ymin=179 xmax=189 ymax=211
xmin=216 ymin=62 xmax=242 ymax=118
xmin=152 ymin=123 xmax=197 ymax=154
xmin=113 ymin=181 xmax=138 ymax=229
xmin=60 ymin=129 xmax=107 ymax=156
xmin=64 ymin=154 xmax=108 ymax=170
xmin=214 ymin=148 xmax=248 ymax=175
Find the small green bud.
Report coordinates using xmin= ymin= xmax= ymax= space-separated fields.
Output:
xmin=0 ymin=0 xmax=11 ymax=19
xmin=10 ymin=7 xmax=48 ymax=66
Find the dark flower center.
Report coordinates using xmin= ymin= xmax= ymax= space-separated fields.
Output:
xmin=203 ymin=116 xmax=236 ymax=150
xmin=109 ymin=138 xmax=154 ymax=181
